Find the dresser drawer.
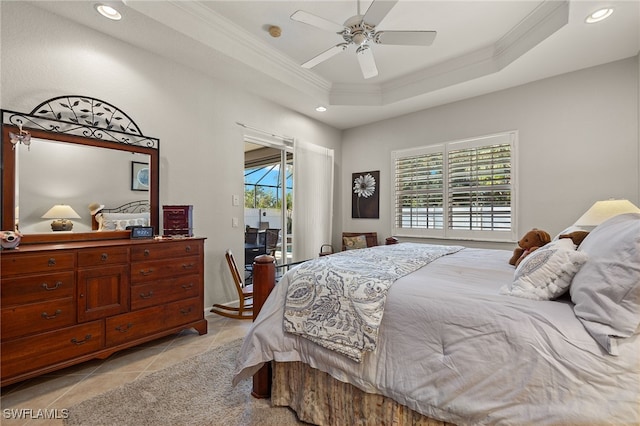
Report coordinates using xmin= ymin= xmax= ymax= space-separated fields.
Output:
xmin=165 ymin=297 xmax=203 ymax=329
xmin=130 ymin=256 xmax=200 ymax=283
xmin=163 ymin=218 xmax=189 ymax=228
xmin=1 ymin=321 xmax=103 ymax=380
xmin=105 ymin=306 xmax=165 ymax=346
xmin=131 ymin=240 xmax=200 ymax=261
xmin=131 ymin=274 xmax=201 ymax=310
xmin=77 ymin=247 xmax=129 ymax=267
xmin=1 ymin=298 xmax=75 ymax=340
xmin=1 ymin=272 xmax=74 ymax=306
xmin=1 ymin=252 xmax=75 ymax=276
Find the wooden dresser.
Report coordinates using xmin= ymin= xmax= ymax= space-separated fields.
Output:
xmin=0 ymin=237 xmax=207 ymax=386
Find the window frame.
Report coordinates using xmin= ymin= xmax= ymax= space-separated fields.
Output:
xmin=391 ymin=131 xmax=518 ymax=242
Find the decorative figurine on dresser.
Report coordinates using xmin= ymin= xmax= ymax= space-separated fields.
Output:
xmin=0 ymin=96 xmax=207 ymax=387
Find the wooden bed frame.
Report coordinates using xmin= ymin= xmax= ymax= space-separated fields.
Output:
xmin=251 ymin=256 xmax=454 ymax=425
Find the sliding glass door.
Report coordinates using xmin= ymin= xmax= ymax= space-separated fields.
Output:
xmin=244 ymin=141 xmax=293 ymax=265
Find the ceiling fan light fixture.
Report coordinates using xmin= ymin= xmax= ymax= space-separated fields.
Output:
xmin=95 ymin=4 xmax=122 ymax=21
xmin=585 ymin=8 xmax=613 ymax=24
xmin=352 ymin=33 xmax=368 ymax=46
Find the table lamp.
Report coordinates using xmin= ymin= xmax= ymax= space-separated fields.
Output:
xmin=574 ymin=199 xmax=640 ymax=229
xmin=42 ymin=204 xmax=81 ymax=231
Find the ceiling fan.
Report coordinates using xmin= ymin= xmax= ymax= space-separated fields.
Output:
xmin=290 ymin=0 xmax=437 ymax=79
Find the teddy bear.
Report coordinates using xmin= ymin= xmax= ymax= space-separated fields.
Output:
xmin=558 ymin=230 xmax=590 ymax=247
xmin=508 ymin=228 xmax=551 ymax=267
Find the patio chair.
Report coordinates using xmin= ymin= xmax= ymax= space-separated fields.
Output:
xmin=265 ymin=228 xmax=280 ymax=256
xmin=211 ymin=250 xmax=253 ymax=320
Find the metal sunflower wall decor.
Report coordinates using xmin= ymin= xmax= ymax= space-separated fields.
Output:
xmin=352 ymin=170 xmax=380 ymax=219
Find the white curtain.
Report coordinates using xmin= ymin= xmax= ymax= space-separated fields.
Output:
xmin=292 ymin=140 xmax=334 ymax=262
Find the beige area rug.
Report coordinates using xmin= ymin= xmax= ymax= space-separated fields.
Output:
xmin=64 ymin=339 xmax=304 ymax=426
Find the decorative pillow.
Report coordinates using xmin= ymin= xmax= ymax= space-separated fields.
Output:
xmin=343 ymin=235 xmax=367 ymax=250
xmin=100 ymin=218 xmax=148 ymax=231
xmin=570 ymin=213 xmax=640 ymax=355
xmin=500 ymin=238 xmax=588 ymax=301
xmin=96 ymin=212 xmax=150 ymax=231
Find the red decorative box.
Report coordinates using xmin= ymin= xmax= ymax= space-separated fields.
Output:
xmin=163 ymin=205 xmax=193 ymax=237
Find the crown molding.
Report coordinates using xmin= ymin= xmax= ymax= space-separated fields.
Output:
xmin=331 ymin=0 xmax=569 ymax=106
xmin=125 ymin=0 xmax=568 ymax=108
xmin=124 ymin=0 xmax=332 ymax=99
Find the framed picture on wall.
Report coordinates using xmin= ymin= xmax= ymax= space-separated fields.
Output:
xmin=131 ymin=161 xmax=149 ymax=191
xmin=352 ymin=170 xmax=380 ymax=219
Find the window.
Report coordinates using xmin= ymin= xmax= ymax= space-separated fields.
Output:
xmin=392 ymin=132 xmax=516 ymax=241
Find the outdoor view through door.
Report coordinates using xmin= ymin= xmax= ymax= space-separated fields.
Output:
xmin=244 ymin=142 xmax=293 ymax=268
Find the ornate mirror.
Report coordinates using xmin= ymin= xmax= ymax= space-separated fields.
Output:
xmin=1 ymin=95 xmax=159 ymax=243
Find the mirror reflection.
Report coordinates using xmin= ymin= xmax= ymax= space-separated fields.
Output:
xmin=16 ymin=138 xmax=150 ymax=233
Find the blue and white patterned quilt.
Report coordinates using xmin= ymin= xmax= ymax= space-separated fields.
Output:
xmin=283 ymin=243 xmax=463 ymax=361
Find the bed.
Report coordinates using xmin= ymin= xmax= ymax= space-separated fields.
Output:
xmin=233 ymin=213 xmax=640 ymax=425
xmin=91 ymin=200 xmax=151 ymax=231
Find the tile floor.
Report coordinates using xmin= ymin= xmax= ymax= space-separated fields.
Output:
xmin=0 ymin=314 xmax=253 ymax=426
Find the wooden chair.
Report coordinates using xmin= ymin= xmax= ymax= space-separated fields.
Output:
xmin=341 ymin=232 xmax=378 ymax=251
xmin=211 ymin=250 xmax=253 ymax=320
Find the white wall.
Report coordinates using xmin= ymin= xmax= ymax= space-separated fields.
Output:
xmin=340 ymin=56 xmax=639 ymax=249
xmin=0 ymin=2 xmax=341 ymax=307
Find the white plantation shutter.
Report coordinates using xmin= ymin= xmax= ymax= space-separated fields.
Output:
xmin=393 ymin=145 xmax=444 ymax=233
xmin=392 ymin=132 xmax=516 ymax=241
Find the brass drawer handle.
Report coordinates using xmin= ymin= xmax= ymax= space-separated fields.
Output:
xmin=48 ymin=258 xmax=56 ymax=267
xmin=140 ymin=291 xmax=154 ymax=299
xmin=182 ymin=263 xmax=195 ymax=270
xmin=181 ymin=283 xmax=194 ymax=290
xmin=139 ymin=269 xmax=154 ymax=276
xmin=71 ymin=334 xmax=92 ymax=345
xmin=143 ymin=249 xmax=150 ymax=257
xmin=41 ymin=309 xmax=62 ymax=320
xmin=115 ymin=323 xmax=133 ymax=333
xmin=42 ymin=281 xmax=62 ymax=291
xmin=180 ymin=307 xmax=193 ymax=315
xmin=185 ymin=245 xmax=191 ymax=252
xmin=101 ymin=253 xmax=109 ymax=261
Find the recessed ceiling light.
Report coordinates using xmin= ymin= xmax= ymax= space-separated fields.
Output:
xmin=315 ymin=106 xmax=327 ymax=112
xmin=95 ymin=4 xmax=122 ymax=21
xmin=585 ymin=8 xmax=613 ymax=24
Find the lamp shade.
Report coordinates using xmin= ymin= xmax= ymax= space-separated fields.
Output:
xmin=574 ymin=199 xmax=640 ymax=228
xmin=42 ymin=204 xmax=81 ymax=219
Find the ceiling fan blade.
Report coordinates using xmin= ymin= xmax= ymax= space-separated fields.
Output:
xmin=375 ymin=30 xmax=437 ymax=46
xmin=290 ymin=10 xmax=345 ymax=33
xmin=356 ymin=45 xmax=378 ymax=79
xmin=301 ymin=44 xmax=348 ymax=69
xmin=362 ymin=0 xmax=399 ymax=27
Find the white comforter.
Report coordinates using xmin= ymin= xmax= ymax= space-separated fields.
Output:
xmin=233 ymin=246 xmax=640 ymax=425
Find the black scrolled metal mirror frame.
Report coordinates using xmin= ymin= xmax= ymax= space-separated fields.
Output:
xmin=1 ymin=95 xmax=160 ymax=242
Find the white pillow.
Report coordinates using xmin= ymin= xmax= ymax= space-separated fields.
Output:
xmin=570 ymin=213 xmax=640 ymax=355
xmin=500 ymin=238 xmax=588 ymax=301
xmin=97 ymin=212 xmax=150 ymax=231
